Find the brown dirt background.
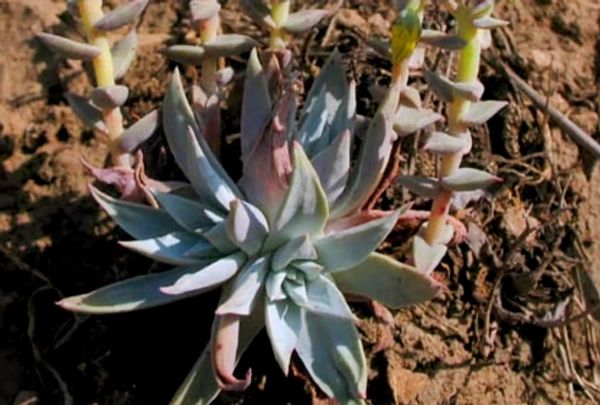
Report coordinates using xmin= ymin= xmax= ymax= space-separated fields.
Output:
xmin=1 ymin=0 xmax=600 ymax=404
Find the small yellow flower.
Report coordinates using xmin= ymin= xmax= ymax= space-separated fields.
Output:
xmin=391 ymin=8 xmax=421 ymax=66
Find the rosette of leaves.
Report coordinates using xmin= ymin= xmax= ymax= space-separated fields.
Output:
xmin=58 ymin=50 xmax=440 ymax=404
xmin=240 ymin=0 xmax=338 ymax=49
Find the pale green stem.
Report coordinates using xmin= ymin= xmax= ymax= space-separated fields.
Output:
xmin=77 ymin=0 xmax=131 ymax=168
xmin=424 ymin=9 xmax=480 ymax=245
xmin=269 ymin=0 xmax=291 ymax=49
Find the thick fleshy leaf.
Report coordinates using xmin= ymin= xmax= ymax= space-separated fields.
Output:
xmin=215 ymin=67 xmax=234 ymax=86
xmin=423 ymin=131 xmax=470 ymax=155
xmin=293 ymin=261 xmax=323 ymax=281
xmin=265 ymin=300 xmax=301 ymax=373
xmin=94 ymin=0 xmax=149 ymax=31
xmin=57 ymin=262 xmax=215 ymax=314
xmin=295 ymin=310 xmax=367 ymax=401
xmin=119 ymin=109 xmax=160 ymax=152
xmin=329 ymin=80 xmax=357 ymax=144
xmin=226 ymin=200 xmax=269 ymax=256
xmin=203 ymin=34 xmax=259 ymax=57
xmin=204 ymin=222 xmax=239 ymax=254
xmin=190 ymin=0 xmax=221 ymax=21
xmin=90 ymin=186 xmax=182 ymax=239
xmin=37 ymin=32 xmax=100 ymax=60
xmin=65 ymin=93 xmax=108 ymax=134
xmin=311 ymin=130 xmax=351 ymax=205
xmin=397 ymin=175 xmax=440 ymax=198
xmin=216 ymin=257 xmax=268 ymax=316
xmin=90 ymin=85 xmax=129 ymax=110
xmin=171 ymin=303 xmax=264 ymax=404
xmin=333 ymin=252 xmax=440 ymax=308
xmin=399 ymin=86 xmax=422 ymax=109
xmin=461 ymin=100 xmax=508 ymax=125
xmin=272 ymin=235 xmax=317 ymax=271
xmin=166 ymin=45 xmax=206 ymax=65
xmin=424 ymin=70 xmax=484 ymax=102
xmin=185 ymin=127 xmax=241 ymax=212
xmin=472 ymin=17 xmax=509 ymax=29
xmin=420 ymin=30 xmax=467 ymax=50
xmin=394 ymin=106 xmax=443 ymax=136
xmin=119 ymin=231 xmax=209 ymax=266
xmin=300 ymin=51 xmax=348 ymax=137
xmin=283 ymin=278 xmax=308 ymax=306
xmin=315 ymin=210 xmax=400 ymax=273
xmin=271 ymin=143 xmax=329 ymax=244
xmin=154 ymin=191 xmax=222 ymax=233
xmin=296 ymin=86 xmax=328 ymax=155
xmin=440 ymin=168 xmax=501 ymax=192
xmin=112 ymin=30 xmax=138 ymax=80
xmin=302 ymin=275 xmax=355 ymax=320
xmin=160 ymin=252 xmax=246 ymax=295
xmin=333 ymin=83 xmax=401 ymax=217
xmin=239 ymin=80 xmax=294 ymax=223
xmin=240 ymin=48 xmax=271 ymax=165
xmin=266 ymin=271 xmax=288 ymax=301
xmin=281 ymin=9 xmax=332 ymax=35
xmin=239 ymin=0 xmax=276 ymax=29
xmin=212 ymin=315 xmax=252 ymax=391
xmin=470 ymin=0 xmax=494 ymax=18
xmin=163 ymin=70 xmax=240 ymax=201
xmin=184 ymin=237 xmax=220 ymax=258
xmin=412 ymin=235 xmax=447 ymax=275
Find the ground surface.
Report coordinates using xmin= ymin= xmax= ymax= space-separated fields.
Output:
xmin=1 ymin=0 xmax=600 ymax=404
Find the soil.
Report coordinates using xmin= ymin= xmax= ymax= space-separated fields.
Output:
xmin=2 ymin=0 xmax=600 ymax=404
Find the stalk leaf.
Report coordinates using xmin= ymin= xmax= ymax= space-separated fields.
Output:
xmin=239 ymin=0 xmax=275 ymax=29
xmin=440 ymin=167 xmax=502 ymax=192
xmin=203 ymin=34 xmax=259 ymax=57
xmin=281 ymin=9 xmax=332 ymax=35
xmin=397 ymin=175 xmax=440 ymax=198
xmin=412 ymin=235 xmax=447 ymax=275
xmin=190 ymin=0 xmax=221 ymax=22
xmin=165 ymin=45 xmax=206 ymax=66
xmin=423 ymin=131 xmax=470 ymax=155
xmin=112 ymin=31 xmax=138 ymax=80
xmin=65 ymin=93 xmax=108 ymax=134
xmin=94 ymin=0 xmax=149 ymax=31
xmin=119 ymin=109 xmax=160 ymax=153
xmin=461 ymin=100 xmax=508 ymax=125
xmin=90 ymin=85 xmax=129 ymax=110
xmin=37 ymin=32 xmax=101 ymax=60
xmin=394 ymin=106 xmax=443 ymax=136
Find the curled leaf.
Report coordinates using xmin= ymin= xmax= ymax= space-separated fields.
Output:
xmin=36 ymin=32 xmax=100 ymax=60
xmin=212 ymin=315 xmax=252 ymax=391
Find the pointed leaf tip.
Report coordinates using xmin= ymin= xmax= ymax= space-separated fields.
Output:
xmin=441 ymin=167 xmax=502 ymax=192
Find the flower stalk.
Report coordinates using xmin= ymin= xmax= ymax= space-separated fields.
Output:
xmin=77 ymin=0 xmax=130 ymax=168
xmin=424 ymin=5 xmax=483 ymax=245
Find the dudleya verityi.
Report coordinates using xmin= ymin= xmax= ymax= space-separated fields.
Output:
xmin=59 ymin=49 xmax=440 ymax=404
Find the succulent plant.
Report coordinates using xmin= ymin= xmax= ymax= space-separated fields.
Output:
xmin=57 ymin=48 xmax=440 ymax=403
xmin=399 ymin=0 xmax=508 ymax=274
xmin=37 ymin=0 xmax=167 ymax=201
